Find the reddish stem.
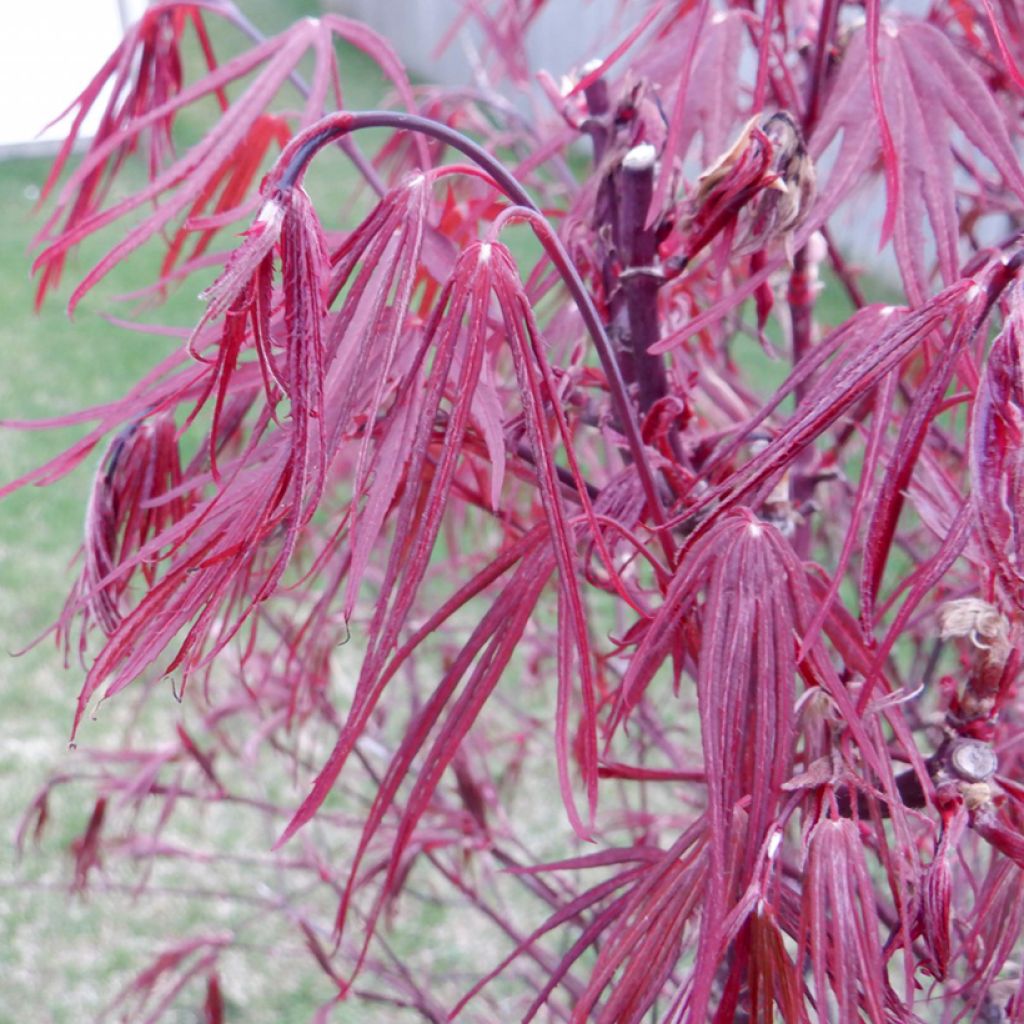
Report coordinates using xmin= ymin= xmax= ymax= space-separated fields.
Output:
xmin=274 ymin=109 xmax=671 ymax=540
xmin=617 ymin=147 xmax=669 ymax=416
xmin=803 ymin=0 xmax=841 ymax=134
xmin=788 ymin=246 xmax=816 ymax=557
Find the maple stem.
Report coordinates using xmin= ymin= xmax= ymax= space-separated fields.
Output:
xmin=580 ymin=72 xmax=674 ymax=471
xmin=803 ymin=0 xmax=841 ymax=134
xmin=787 ymin=247 xmax=816 ymax=557
xmin=275 ymin=110 xmax=671 ymax=538
xmin=788 ymin=250 xmax=815 ymax=399
xmin=514 ymin=444 xmax=601 ymax=503
xmin=582 ymin=70 xmax=628 ymax=393
xmin=786 ymin=0 xmax=840 ymax=561
xmin=820 ymin=226 xmax=867 ymax=309
xmin=580 ymin=59 xmax=612 ymax=166
xmin=617 ymin=145 xmax=669 ymax=416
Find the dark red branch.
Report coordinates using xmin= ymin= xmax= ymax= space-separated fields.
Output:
xmin=274 ymin=109 xmax=670 ymax=534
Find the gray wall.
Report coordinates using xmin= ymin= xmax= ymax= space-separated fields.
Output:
xmin=331 ymin=0 xmax=640 ymax=87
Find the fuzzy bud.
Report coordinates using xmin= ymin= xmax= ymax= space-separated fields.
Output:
xmin=938 ymin=598 xmax=1011 ymax=663
xmin=938 ymin=598 xmax=1012 ymax=717
xmin=736 ymin=111 xmax=817 ymax=254
xmin=684 ymin=109 xmax=816 ymax=264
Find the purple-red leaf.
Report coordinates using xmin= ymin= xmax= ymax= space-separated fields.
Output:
xmin=811 ymin=18 xmax=1024 ymax=303
xmin=799 ymin=818 xmax=887 ymax=1023
xmin=971 ymin=295 xmax=1024 ymax=612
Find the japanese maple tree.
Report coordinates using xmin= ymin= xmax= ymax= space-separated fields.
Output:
xmin=8 ymin=0 xmax=1024 ymax=1020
